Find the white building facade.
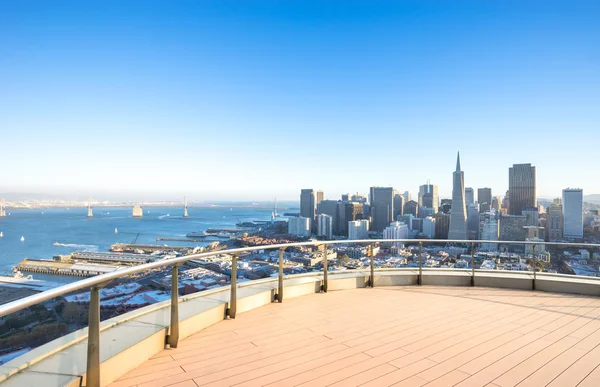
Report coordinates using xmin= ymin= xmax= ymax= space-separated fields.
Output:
xmin=317 ymin=214 xmax=333 ymax=240
xmin=348 ymin=219 xmax=369 ymax=240
xmin=383 ymin=221 xmax=409 ymax=248
xmin=288 ymin=216 xmax=311 ymax=237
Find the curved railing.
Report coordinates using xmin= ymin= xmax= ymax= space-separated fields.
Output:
xmin=1 ymin=239 xmax=599 ymax=386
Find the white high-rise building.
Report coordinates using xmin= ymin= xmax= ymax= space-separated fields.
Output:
xmin=448 ymin=152 xmax=469 ymax=240
xmin=383 ymin=221 xmax=409 ymax=248
xmin=563 ymin=188 xmax=583 ymax=239
xmin=317 ymin=214 xmax=333 ymax=240
xmin=480 ymin=210 xmax=499 ymax=251
xmin=288 ymin=217 xmax=311 ymax=237
xmin=348 ymin=220 xmax=369 ymax=240
xmin=423 ymin=217 xmax=436 ymax=239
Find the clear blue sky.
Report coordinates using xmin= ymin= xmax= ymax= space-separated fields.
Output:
xmin=1 ymin=1 xmax=599 ymax=201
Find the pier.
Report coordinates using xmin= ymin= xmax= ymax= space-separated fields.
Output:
xmin=15 ymin=259 xmax=121 ymax=277
xmin=110 ymin=243 xmax=195 ymax=254
xmin=71 ymin=251 xmax=156 ymax=265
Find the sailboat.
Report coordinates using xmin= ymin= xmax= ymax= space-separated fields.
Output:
xmin=0 ymin=231 xmax=3 ymax=237
xmin=114 ymin=228 xmax=118 ymax=234
xmin=20 ymin=236 xmax=25 ymax=242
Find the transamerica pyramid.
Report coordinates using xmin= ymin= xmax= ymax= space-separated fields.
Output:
xmin=448 ymin=152 xmax=469 ymax=240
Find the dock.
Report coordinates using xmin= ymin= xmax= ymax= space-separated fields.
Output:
xmin=15 ymin=259 xmax=121 ymax=277
xmin=110 ymin=243 xmax=195 ymax=254
xmin=71 ymin=251 xmax=156 ymax=266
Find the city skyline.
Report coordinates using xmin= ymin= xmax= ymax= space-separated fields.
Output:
xmin=1 ymin=1 xmax=599 ymax=200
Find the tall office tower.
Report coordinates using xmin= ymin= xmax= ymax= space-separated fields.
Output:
xmin=479 ymin=210 xmax=499 ymax=251
xmin=300 ymin=189 xmax=316 ymax=221
xmin=370 ymin=187 xmax=394 ymax=231
xmin=465 ymin=188 xmax=474 ymax=206
xmin=341 ymin=193 xmax=350 ymax=201
xmin=316 ymin=190 xmax=324 ymax=206
xmin=522 ymin=206 xmax=539 ymax=226
xmin=440 ymin=199 xmax=452 ymax=214
xmin=433 ymin=212 xmax=450 ymax=239
xmin=403 ymin=200 xmax=418 ymax=217
xmin=500 ymin=214 xmax=528 ymax=252
xmin=508 ymin=163 xmax=536 ymax=215
xmin=467 ymin=203 xmax=480 ymax=240
xmin=563 ymin=188 xmax=584 ymax=239
xmin=348 ymin=219 xmax=369 ymax=239
xmin=402 ymin=191 xmax=412 ymax=202
xmin=418 ymin=181 xmax=439 ymax=213
xmin=547 ymin=199 xmax=564 ymax=241
xmin=317 ymin=200 xmax=340 ymax=234
xmin=422 ymin=217 xmax=436 ymax=239
xmin=317 ymin=214 xmax=333 ymax=239
xmin=448 ymin=152 xmax=468 ymax=240
xmin=383 ymin=221 xmax=409 ymax=248
xmin=393 ymin=193 xmax=405 ymax=218
xmin=477 ymin=188 xmax=492 ymax=206
xmin=288 ymin=217 xmax=311 ymax=237
xmin=343 ymin=202 xmax=363 ymax=235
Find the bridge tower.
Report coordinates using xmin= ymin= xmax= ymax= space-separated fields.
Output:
xmin=183 ymin=196 xmax=189 ymax=218
xmin=0 ymin=198 xmax=5 ymax=217
xmin=87 ymin=197 xmax=93 ymax=217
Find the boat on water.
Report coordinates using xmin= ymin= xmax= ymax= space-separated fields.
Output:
xmin=0 ymin=231 xmax=3 ymax=238
xmin=20 ymin=236 xmax=25 ymax=242
xmin=53 ymin=242 xmax=60 ymax=246
xmin=114 ymin=228 xmax=118 ymax=234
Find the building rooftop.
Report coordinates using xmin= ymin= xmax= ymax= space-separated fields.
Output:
xmin=109 ymin=286 xmax=600 ymax=387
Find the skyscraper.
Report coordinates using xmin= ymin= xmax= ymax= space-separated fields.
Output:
xmin=467 ymin=203 xmax=480 ymax=239
xmin=508 ymin=164 xmax=536 ymax=215
xmin=418 ymin=181 xmax=439 ymax=213
xmin=317 ymin=214 xmax=333 ymax=239
xmin=477 ymin=187 xmax=492 ymax=213
xmin=300 ymin=189 xmax=316 ymax=221
xmin=448 ymin=152 xmax=468 ymax=240
xmin=393 ymin=192 xmax=404 ymax=218
xmin=403 ymin=200 xmax=418 ymax=217
xmin=563 ymin=188 xmax=583 ymax=239
xmin=370 ymin=187 xmax=394 ymax=232
xmin=465 ymin=188 xmax=474 ymax=206
xmin=547 ymin=199 xmax=564 ymax=241
xmin=316 ymin=190 xmax=324 ymax=206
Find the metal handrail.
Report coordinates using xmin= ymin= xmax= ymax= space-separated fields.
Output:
xmin=0 ymin=238 xmax=598 ymax=317
xmin=1 ymin=238 xmax=598 ymax=387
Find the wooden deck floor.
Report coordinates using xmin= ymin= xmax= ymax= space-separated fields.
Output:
xmin=109 ymin=286 xmax=600 ymax=387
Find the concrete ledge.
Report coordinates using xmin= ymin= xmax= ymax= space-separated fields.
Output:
xmin=3 ymin=269 xmax=600 ymax=387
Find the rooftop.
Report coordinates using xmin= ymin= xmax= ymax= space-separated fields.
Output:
xmin=110 ymin=286 xmax=600 ymax=387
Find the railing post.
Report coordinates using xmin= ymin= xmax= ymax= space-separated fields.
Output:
xmin=369 ymin=244 xmax=375 ymax=288
xmin=86 ymin=282 xmax=108 ymax=387
xmin=471 ymin=242 xmax=475 ymax=287
xmin=418 ymin=242 xmax=423 ymax=286
xmin=322 ymin=244 xmax=328 ymax=293
xmin=227 ymin=254 xmax=238 ymax=318
xmin=167 ymin=263 xmax=181 ymax=348
xmin=532 ymin=244 xmax=537 ymax=291
xmin=276 ymin=247 xmax=284 ymax=303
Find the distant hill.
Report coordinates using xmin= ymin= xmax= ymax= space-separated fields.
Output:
xmin=585 ymin=195 xmax=600 ymax=204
